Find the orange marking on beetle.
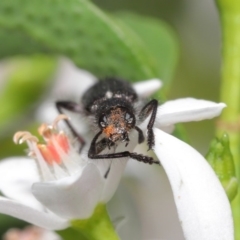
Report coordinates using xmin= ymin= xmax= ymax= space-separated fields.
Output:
xmin=103 ymin=125 xmax=115 ymax=137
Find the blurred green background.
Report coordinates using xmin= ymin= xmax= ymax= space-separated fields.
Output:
xmin=0 ymin=0 xmax=221 ymax=238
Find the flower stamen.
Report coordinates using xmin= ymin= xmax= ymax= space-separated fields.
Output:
xmin=38 ymin=123 xmax=53 ymax=140
xmin=52 ymin=114 xmax=69 ymax=129
xmin=13 ymin=131 xmax=39 ymax=144
xmin=13 ymin=115 xmax=84 ymax=181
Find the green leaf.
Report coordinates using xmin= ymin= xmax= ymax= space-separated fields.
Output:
xmin=58 ymin=204 xmax=119 ymax=240
xmin=114 ymin=12 xmax=179 ymax=90
xmin=0 ymin=55 xmax=57 ymax=135
xmin=0 ymin=0 xmax=161 ymax=80
xmin=57 ymin=227 xmax=88 ymax=240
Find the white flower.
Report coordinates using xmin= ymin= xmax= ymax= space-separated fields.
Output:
xmin=0 ymin=113 xmax=132 ymax=230
xmin=117 ymin=128 xmax=233 ymax=240
xmin=154 ymin=128 xmax=233 ymax=240
xmin=0 ymin=59 xmax=233 ymax=239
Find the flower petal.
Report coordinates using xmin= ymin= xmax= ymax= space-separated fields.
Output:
xmin=32 ymin=163 xmax=104 ymax=219
xmin=99 ymin=157 xmax=128 ymax=203
xmin=155 ymin=98 xmax=226 ymax=127
xmin=153 ymin=128 xmax=233 ymax=240
xmin=121 ymin=160 xmax=184 ymax=239
xmin=0 ymin=158 xmax=43 ymax=210
xmin=107 ymin=183 xmax=142 ymax=240
xmin=99 ymin=130 xmax=139 ymax=202
xmin=133 ymin=79 xmax=162 ymax=98
xmin=0 ymin=196 xmax=68 ymax=230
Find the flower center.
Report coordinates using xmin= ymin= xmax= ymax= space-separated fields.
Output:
xmin=37 ymin=124 xmax=70 ymax=165
xmin=13 ymin=115 xmax=86 ymax=181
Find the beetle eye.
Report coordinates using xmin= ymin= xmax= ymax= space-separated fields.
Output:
xmin=125 ymin=113 xmax=130 ymax=119
xmin=100 ymin=122 xmax=106 ymax=127
xmin=100 ymin=116 xmax=107 ymax=128
xmin=125 ymin=113 xmax=133 ymax=123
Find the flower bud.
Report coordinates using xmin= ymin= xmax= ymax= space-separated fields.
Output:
xmin=206 ymin=132 xmax=238 ymax=201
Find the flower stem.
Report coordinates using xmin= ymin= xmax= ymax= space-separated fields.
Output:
xmin=58 ymin=204 xmax=120 ymax=240
xmin=215 ymin=0 xmax=240 ymax=239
